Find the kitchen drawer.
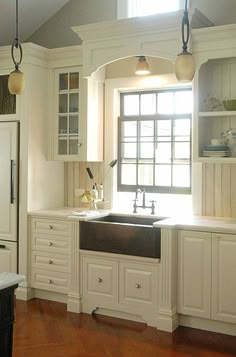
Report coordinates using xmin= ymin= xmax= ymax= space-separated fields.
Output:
xmin=32 ymin=233 xmax=71 ymax=255
xmin=82 ymin=256 xmax=118 ymax=303
xmin=31 ymin=269 xmax=69 ymax=294
xmin=31 ymin=251 xmax=70 ymax=273
xmin=119 ymin=262 xmax=158 ymax=308
xmin=31 ymin=218 xmax=72 ymax=236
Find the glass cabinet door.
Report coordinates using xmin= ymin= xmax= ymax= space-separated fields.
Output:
xmin=56 ymin=68 xmax=80 ymax=158
xmin=0 ymin=75 xmax=16 ymax=115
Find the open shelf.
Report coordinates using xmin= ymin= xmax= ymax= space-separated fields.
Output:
xmin=199 ymin=111 xmax=236 ymax=117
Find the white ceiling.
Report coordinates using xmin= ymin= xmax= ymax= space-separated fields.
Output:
xmin=0 ymin=0 xmax=71 ymax=46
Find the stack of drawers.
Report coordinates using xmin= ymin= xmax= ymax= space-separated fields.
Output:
xmin=31 ymin=218 xmax=72 ymax=294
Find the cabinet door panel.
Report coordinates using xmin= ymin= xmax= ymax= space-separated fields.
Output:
xmin=178 ymin=230 xmax=211 ymax=318
xmin=212 ymin=234 xmax=236 ymax=323
xmin=0 ymin=241 xmax=17 ymax=273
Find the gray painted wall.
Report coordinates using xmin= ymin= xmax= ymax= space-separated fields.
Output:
xmin=28 ymin=0 xmax=116 ymax=48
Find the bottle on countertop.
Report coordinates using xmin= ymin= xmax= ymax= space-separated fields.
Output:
xmin=91 ymin=184 xmax=98 ymax=200
xmin=98 ymin=183 xmax=104 ymax=200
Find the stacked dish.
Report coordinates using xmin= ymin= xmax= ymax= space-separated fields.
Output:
xmin=203 ymin=144 xmax=230 ymax=157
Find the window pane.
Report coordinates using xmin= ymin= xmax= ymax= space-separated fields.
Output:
xmin=121 ymin=164 xmax=136 ymax=184
xmin=174 ymin=119 xmax=190 ymax=136
xmin=124 ymin=95 xmax=139 ymax=116
xmin=138 ymin=165 xmax=153 ymax=185
xmin=158 ymin=92 xmax=174 ymax=114
xmin=69 ymin=115 xmax=78 ymax=134
xmin=155 ymin=143 xmax=171 ymax=163
xmin=122 ymin=143 xmax=137 ymax=158
xmin=59 ymin=73 xmax=68 ymax=90
xmin=175 ymin=91 xmax=192 ymax=114
xmin=140 ymin=143 xmax=154 ymax=159
xmin=140 ymin=94 xmax=156 ymax=115
xmin=157 ymin=120 xmax=171 ymax=136
xmin=69 ymin=138 xmax=78 ymax=155
xmin=155 ymin=165 xmax=171 ymax=186
xmin=173 ymin=165 xmax=190 ymax=187
xmin=122 ymin=121 xmax=137 ymax=137
xmin=69 ymin=72 xmax=79 ymax=90
xmin=129 ymin=0 xmax=179 ymax=17
xmin=174 ymin=142 xmax=190 ymax=160
xmin=69 ymin=93 xmax=79 ymax=113
xmin=140 ymin=121 xmax=154 ymax=137
xmin=58 ymin=138 xmax=67 ymax=155
xmin=59 ymin=116 xmax=67 ymax=134
xmin=59 ymin=94 xmax=68 ymax=113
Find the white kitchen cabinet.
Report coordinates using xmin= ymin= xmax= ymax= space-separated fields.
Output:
xmin=80 ymin=251 xmax=159 ymax=325
xmin=0 ymin=240 xmax=17 ymax=273
xmin=31 ymin=217 xmax=72 ymax=294
xmin=119 ymin=261 xmax=158 ymax=309
xmin=53 ymin=66 xmax=104 ymax=162
xmin=212 ymin=233 xmax=236 ymax=324
xmin=178 ymin=230 xmax=212 ymax=318
xmin=81 ymin=255 xmax=118 ymax=305
xmin=0 ymin=71 xmax=18 ymax=121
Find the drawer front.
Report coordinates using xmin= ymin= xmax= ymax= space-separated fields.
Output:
xmin=32 ymin=251 xmax=70 ymax=273
xmin=82 ymin=256 xmax=118 ymax=302
xmin=119 ymin=262 xmax=158 ymax=307
xmin=31 ymin=218 xmax=72 ymax=236
xmin=31 ymin=269 xmax=69 ymax=294
xmin=32 ymin=234 xmax=71 ymax=255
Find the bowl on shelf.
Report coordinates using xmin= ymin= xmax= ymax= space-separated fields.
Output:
xmin=223 ymin=100 xmax=236 ymax=111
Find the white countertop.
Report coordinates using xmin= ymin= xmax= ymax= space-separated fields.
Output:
xmin=0 ymin=272 xmax=25 ymax=291
xmin=28 ymin=207 xmax=236 ymax=234
xmin=153 ymin=215 xmax=236 ymax=234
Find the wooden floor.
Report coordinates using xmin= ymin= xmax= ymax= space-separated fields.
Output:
xmin=13 ymin=299 xmax=236 ymax=357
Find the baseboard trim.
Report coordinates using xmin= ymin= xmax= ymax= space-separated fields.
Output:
xmin=67 ymin=293 xmax=81 ymax=313
xmin=180 ymin=315 xmax=236 ymax=336
xmin=157 ymin=312 xmax=179 ymax=332
xmin=15 ymin=282 xmax=34 ymax=301
xmin=33 ymin=289 xmax=68 ymax=304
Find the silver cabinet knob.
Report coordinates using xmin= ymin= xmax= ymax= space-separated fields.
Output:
xmin=48 ymin=260 xmax=53 ymax=264
xmin=97 ymin=277 xmax=102 ymax=283
xmin=78 ymin=143 xmax=82 ymax=147
xmin=48 ymin=242 xmax=53 ymax=246
xmin=49 ymin=224 xmax=53 ymax=230
xmin=136 ymin=283 xmax=141 ymax=289
xmin=48 ymin=279 xmax=53 ymax=284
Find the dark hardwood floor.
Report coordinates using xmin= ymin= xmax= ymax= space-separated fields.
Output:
xmin=13 ymin=299 xmax=236 ymax=357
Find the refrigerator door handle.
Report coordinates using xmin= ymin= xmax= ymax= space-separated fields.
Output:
xmin=10 ymin=160 xmax=16 ymax=204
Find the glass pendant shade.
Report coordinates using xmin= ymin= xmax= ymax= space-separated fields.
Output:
xmin=135 ymin=56 xmax=150 ymax=75
xmin=175 ymin=50 xmax=195 ymax=82
xmin=8 ymin=69 xmax=25 ymax=95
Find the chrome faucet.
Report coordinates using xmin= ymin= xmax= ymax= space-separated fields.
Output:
xmin=133 ymin=188 xmax=156 ymax=215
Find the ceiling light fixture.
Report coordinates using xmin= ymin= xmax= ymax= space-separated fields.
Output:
xmin=175 ymin=0 xmax=195 ymax=82
xmin=8 ymin=0 xmax=25 ymax=95
xmin=135 ymin=56 xmax=150 ymax=75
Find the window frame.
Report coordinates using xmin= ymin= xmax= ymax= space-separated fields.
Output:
xmin=117 ymin=88 xmax=192 ymax=194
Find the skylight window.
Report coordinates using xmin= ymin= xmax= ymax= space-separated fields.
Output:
xmin=128 ymin=0 xmax=181 ymax=17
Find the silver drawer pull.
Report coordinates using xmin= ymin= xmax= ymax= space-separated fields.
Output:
xmin=49 ymin=224 xmax=53 ymax=230
xmin=48 ymin=279 xmax=53 ymax=284
xmin=48 ymin=260 xmax=53 ymax=264
xmin=136 ymin=283 xmax=141 ymax=289
xmin=48 ymin=242 xmax=53 ymax=246
xmin=97 ymin=278 xmax=102 ymax=283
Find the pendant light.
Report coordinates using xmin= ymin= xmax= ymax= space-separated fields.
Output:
xmin=8 ymin=0 xmax=25 ymax=95
xmin=175 ymin=0 xmax=195 ymax=82
xmin=135 ymin=56 xmax=150 ymax=75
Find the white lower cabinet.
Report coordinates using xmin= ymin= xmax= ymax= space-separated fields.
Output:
xmin=212 ymin=233 xmax=236 ymax=324
xmin=82 ymin=255 xmax=118 ymax=305
xmin=0 ymin=240 xmax=17 ymax=273
xmin=178 ymin=230 xmax=236 ymax=325
xmin=178 ymin=230 xmax=211 ymax=318
xmin=81 ymin=252 xmax=159 ymax=325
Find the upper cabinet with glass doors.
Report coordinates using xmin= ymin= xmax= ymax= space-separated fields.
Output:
xmin=55 ymin=67 xmax=81 ymax=160
xmin=53 ymin=66 xmax=104 ymax=162
xmin=0 ymin=73 xmax=17 ymax=121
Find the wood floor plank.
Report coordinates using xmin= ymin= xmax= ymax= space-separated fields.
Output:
xmin=12 ymin=299 xmax=236 ymax=357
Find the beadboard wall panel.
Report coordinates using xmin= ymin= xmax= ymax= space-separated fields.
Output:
xmin=64 ymin=162 xmax=103 ymax=207
xmin=202 ymin=163 xmax=236 ymax=218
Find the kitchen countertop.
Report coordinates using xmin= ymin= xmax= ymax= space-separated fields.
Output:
xmin=28 ymin=208 xmax=236 ymax=234
xmin=0 ymin=272 xmax=25 ymax=291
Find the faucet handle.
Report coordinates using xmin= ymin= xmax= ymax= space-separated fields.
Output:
xmin=133 ymin=199 xmax=138 ymax=214
xmin=150 ymin=200 xmax=156 ymax=215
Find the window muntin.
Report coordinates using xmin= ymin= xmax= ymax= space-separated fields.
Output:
xmin=118 ymin=88 xmax=192 ymax=194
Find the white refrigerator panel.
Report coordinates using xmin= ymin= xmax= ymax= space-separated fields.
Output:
xmin=0 ymin=122 xmax=18 ymax=242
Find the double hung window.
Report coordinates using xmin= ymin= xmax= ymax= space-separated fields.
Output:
xmin=118 ymin=88 xmax=192 ymax=194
